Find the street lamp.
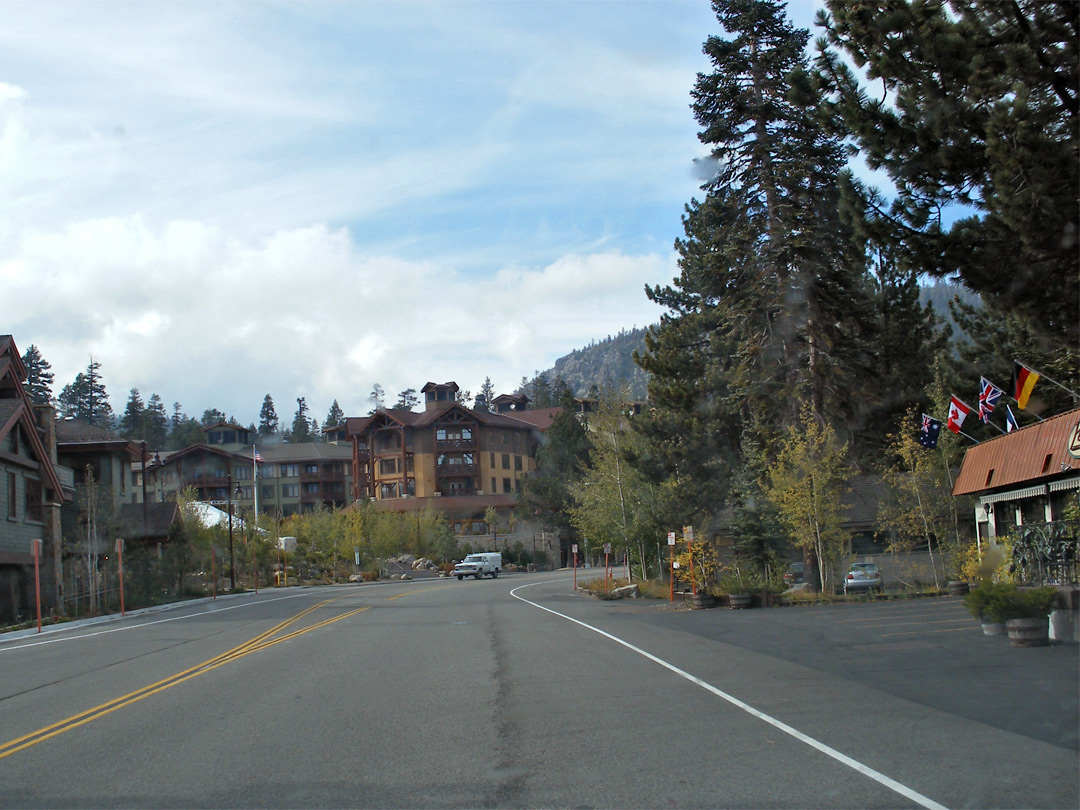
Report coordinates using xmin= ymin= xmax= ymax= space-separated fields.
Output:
xmin=227 ymin=471 xmax=236 ymax=591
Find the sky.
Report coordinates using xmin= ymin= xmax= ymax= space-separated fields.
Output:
xmin=1 ymin=0 xmax=820 ymax=428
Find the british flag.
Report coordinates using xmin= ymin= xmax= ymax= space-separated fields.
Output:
xmin=978 ymin=377 xmax=1004 ymax=424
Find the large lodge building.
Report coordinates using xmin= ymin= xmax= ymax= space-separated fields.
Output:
xmin=132 ymin=381 xmax=562 ymax=537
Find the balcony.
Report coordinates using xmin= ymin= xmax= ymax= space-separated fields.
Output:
xmin=436 ymin=463 xmax=478 ymax=478
xmin=436 ymin=438 xmax=476 ymax=451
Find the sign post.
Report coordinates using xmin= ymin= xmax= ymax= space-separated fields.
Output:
xmin=31 ymin=539 xmax=42 ymax=633
xmin=684 ymin=526 xmax=696 ymax=596
xmin=667 ymin=532 xmax=676 ymax=602
xmin=603 ymin=543 xmax=612 ymax=593
xmin=116 ymin=538 xmax=125 ymax=616
xmin=572 ymin=543 xmax=578 ymax=591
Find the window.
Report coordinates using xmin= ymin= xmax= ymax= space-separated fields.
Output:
xmin=490 ymin=452 xmax=495 ymax=467
xmin=236 ymin=486 xmax=252 ymax=499
xmin=491 ymin=478 xmax=496 ymax=493
xmin=25 ymin=478 xmax=42 ymax=522
xmin=304 ymin=463 xmax=319 ymax=474
xmin=282 ymin=484 xmax=300 ymax=498
xmin=281 ymin=464 xmax=300 ymax=478
xmin=235 ymin=467 xmax=250 ymax=480
xmin=380 ymin=458 xmax=399 ymax=475
xmin=303 ymin=483 xmax=320 ymax=494
xmin=436 ymin=428 xmax=447 ymax=441
xmin=261 ymin=485 xmax=275 ymax=499
xmin=502 ymin=454 xmax=510 ymax=470
xmin=7 ymin=472 xmax=16 ymax=519
xmin=502 ymin=478 xmax=512 ymax=494
xmin=514 ymin=455 xmax=522 ymax=471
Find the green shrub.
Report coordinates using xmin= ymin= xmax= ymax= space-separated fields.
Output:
xmin=965 ymin=582 xmax=1058 ymax=623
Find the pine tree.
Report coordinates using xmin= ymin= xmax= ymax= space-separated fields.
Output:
xmin=516 ymin=409 xmax=592 ymax=557
xmin=258 ymin=395 xmax=279 ymax=437
xmin=816 ymin=0 xmax=1079 ymax=351
xmin=21 ymin=345 xmax=54 ymax=406
xmin=636 ymin=0 xmax=877 ymax=517
xmin=144 ymin=394 xmax=169 ymax=449
xmin=289 ymin=397 xmax=312 ymax=443
xmin=369 ymin=384 xmax=385 ymax=413
xmin=393 ymin=389 xmax=418 ymax=410
xmin=200 ymin=409 xmax=226 ymax=427
xmin=118 ymin=389 xmax=146 ymax=439
xmin=476 ymin=377 xmax=496 ymax=411
xmin=324 ymin=399 xmax=345 ymax=428
xmin=58 ymin=357 xmax=114 ymax=428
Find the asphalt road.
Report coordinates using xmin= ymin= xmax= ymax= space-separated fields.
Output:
xmin=0 ymin=572 xmax=1076 ymax=809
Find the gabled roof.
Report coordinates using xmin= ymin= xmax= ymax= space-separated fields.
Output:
xmin=499 ymin=407 xmax=564 ymax=431
xmin=345 ymin=403 xmax=564 ymax=438
xmin=118 ymin=502 xmax=181 ymax=541
xmin=953 ymin=408 xmax=1080 ymax=497
xmin=55 ymin=417 xmax=142 ymax=459
xmin=255 ymin=442 xmax=353 ymax=462
xmin=0 ymin=336 xmax=66 ymax=499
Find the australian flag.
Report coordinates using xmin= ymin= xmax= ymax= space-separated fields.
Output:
xmin=979 ymin=377 xmax=1004 ymax=424
xmin=918 ymin=414 xmax=941 ymax=449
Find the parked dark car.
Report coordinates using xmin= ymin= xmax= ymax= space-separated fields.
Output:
xmin=783 ymin=562 xmax=805 ymax=586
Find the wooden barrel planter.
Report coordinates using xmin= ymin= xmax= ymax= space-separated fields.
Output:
xmin=948 ymin=581 xmax=970 ymax=597
xmin=1006 ymin=617 xmax=1050 ymax=647
xmin=692 ymin=592 xmax=716 ymax=609
xmin=981 ymin=619 xmax=1007 ymax=636
xmin=728 ymin=593 xmax=752 ymax=609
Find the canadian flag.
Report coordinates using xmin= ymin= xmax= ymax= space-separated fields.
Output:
xmin=946 ymin=396 xmax=973 ymax=434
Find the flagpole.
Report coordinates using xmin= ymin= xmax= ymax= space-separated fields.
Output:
xmin=253 ymin=445 xmax=259 ymax=526
xmin=958 ymin=430 xmax=981 ymax=444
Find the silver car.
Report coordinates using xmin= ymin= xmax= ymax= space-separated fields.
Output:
xmin=844 ymin=562 xmax=882 ymax=594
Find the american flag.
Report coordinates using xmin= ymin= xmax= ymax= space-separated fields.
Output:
xmin=254 ymin=449 xmax=264 ymax=463
xmin=978 ymin=377 xmax=1004 ymax=423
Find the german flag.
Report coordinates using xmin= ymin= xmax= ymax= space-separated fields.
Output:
xmin=1012 ymin=361 xmax=1040 ymax=410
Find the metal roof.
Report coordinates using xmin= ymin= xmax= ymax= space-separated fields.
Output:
xmin=952 ymin=408 xmax=1080 ymax=497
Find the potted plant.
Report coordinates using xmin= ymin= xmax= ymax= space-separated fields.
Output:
xmin=963 ymin=581 xmax=1012 ymax=635
xmin=964 ymin=582 xmax=1058 ymax=645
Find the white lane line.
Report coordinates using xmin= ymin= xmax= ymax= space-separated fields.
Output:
xmin=510 ymin=580 xmax=948 ymax=810
xmin=0 ymin=591 xmax=320 ymax=653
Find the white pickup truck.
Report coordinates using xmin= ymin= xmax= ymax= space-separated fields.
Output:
xmin=453 ymin=552 xmax=502 ymax=580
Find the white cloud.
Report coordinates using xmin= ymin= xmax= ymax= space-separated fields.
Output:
xmin=7 ymin=217 xmax=670 ymax=422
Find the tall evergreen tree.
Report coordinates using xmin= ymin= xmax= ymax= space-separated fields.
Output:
xmin=289 ymin=397 xmax=312 ymax=443
xmin=144 ymin=393 xmax=169 ymax=449
xmin=118 ymin=388 xmax=146 ymax=439
xmin=636 ymin=0 xmax=878 ymax=519
xmin=478 ymin=377 xmax=496 ymax=405
xmin=393 ymin=389 xmax=419 ymax=410
xmin=816 ymin=0 xmax=1079 ymax=351
xmin=369 ymin=384 xmax=385 ymax=413
xmin=20 ymin=345 xmax=54 ymax=406
xmin=200 ymin=409 xmax=226 ymax=427
xmin=58 ymin=357 xmax=114 ymax=428
xmin=516 ymin=409 xmax=592 ymax=562
xmin=324 ymin=399 xmax=345 ymax=428
xmin=258 ymin=394 xmax=279 ymax=437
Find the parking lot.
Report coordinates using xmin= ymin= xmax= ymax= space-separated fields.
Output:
xmin=641 ymin=594 xmax=1079 ymax=750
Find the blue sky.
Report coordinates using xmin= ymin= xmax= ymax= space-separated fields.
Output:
xmin=0 ymin=0 xmax=820 ymax=427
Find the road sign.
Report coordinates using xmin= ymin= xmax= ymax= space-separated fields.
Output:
xmin=667 ymin=532 xmax=676 ymax=545
xmin=603 ymin=543 xmax=611 ymax=554
xmin=683 ymin=526 xmax=694 ymax=541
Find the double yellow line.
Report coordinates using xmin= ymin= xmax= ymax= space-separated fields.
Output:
xmin=0 ymin=597 xmax=368 ymax=761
